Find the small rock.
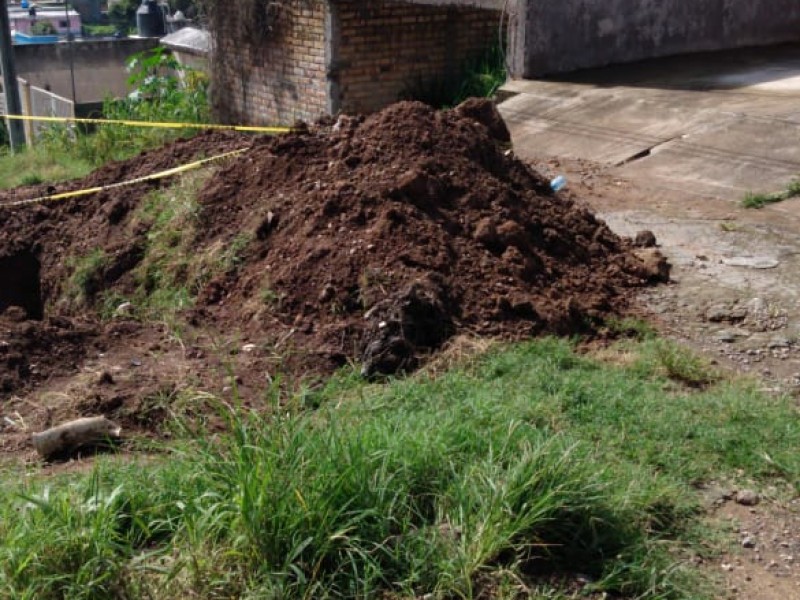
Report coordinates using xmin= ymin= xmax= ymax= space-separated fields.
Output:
xmin=242 ymin=343 xmax=257 ymax=353
xmin=473 ymin=217 xmax=498 ymax=247
xmin=2 ymin=306 xmax=28 ymax=322
xmin=633 ymin=230 xmax=657 ymax=248
xmin=721 ymin=562 xmax=734 ymax=571
xmin=707 ymin=305 xmax=732 ymax=322
xmin=115 ymin=302 xmax=134 ymax=317
xmin=32 ymin=416 xmax=122 ymax=459
xmin=723 ymin=256 xmax=779 ymax=270
xmin=768 ymin=336 xmax=791 ymax=349
xmin=736 ymin=489 xmax=760 ymax=506
xmin=707 ymin=305 xmax=748 ymax=323
xmin=437 ymin=523 xmax=462 ymax=540
xmin=742 ymin=536 xmax=757 ymax=548
xmin=97 ymin=371 xmax=114 ymax=385
xmin=632 ymin=247 xmax=671 ymax=282
xmin=319 ymin=284 xmax=336 ymax=303
xmin=715 ymin=330 xmax=740 ymax=343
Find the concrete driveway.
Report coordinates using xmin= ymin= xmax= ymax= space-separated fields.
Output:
xmin=499 ymin=44 xmax=800 ymax=393
xmin=498 ymin=46 xmax=800 ymax=599
xmin=499 ymin=44 xmax=800 ymax=202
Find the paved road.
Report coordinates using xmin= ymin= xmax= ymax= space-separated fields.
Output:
xmin=499 ymin=42 xmax=800 ymax=399
xmin=499 ymin=44 xmax=800 ymax=203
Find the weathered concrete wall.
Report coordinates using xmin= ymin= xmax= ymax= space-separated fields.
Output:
xmin=14 ymin=38 xmax=158 ymax=103
xmin=513 ymin=0 xmax=800 ymax=77
xmin=334 ymin=0 xmax=500 ymax=114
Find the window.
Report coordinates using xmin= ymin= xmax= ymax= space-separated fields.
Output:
xmin=59 ymin=20 xmax=69 ymax=28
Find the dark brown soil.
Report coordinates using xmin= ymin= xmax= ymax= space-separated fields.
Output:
xmin=0 ymin=100 xmax=668 ymax=413
xmin=192 ymin=100 xmax=666 ymax=375
xmin=0 ymin=313 xmax=98 ymax=396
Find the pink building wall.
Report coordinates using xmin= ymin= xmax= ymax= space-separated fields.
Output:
xmin=11 ymin=12 xmax=81 ymax=36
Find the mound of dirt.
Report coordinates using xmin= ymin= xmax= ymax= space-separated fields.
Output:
xmin=192 ymin=100 xmax=668 ymax=375
xmin=0 ymin=101 xmax=668 ymax=398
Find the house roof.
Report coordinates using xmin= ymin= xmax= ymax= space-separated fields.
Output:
xmin=160 ymin=27 xmax=210 ymax=56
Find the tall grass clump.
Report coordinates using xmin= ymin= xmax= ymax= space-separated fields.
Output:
xmin=4 ymin=338 xmax=800 ymax=598
xmin=402 ymin=44 xmax=507 ymax=108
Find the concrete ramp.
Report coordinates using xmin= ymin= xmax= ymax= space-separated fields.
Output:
xmin=499 ymin=45 xmax=800 ymax=200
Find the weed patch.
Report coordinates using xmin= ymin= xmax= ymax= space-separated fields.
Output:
xmin=402 ymin=44 xmax=507 ymax=108
xmin=0 ymin=143 xmax=92 ymax=189
xmin=742 ymin=180 xmax=800 ymax=208
xmin=646 ymin=339 xmax=719 ymax=387
xmin=65 ymin=249 xmax=109 ymax=306
xmin=115 ymin=170 xmax=213 ymax=320
xmin=605 ymin=316 xmax=658 ymax=340
xmin=3 ymin=339 xmax=799 ymax=598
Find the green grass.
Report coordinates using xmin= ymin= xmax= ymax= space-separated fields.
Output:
xmin=605 ymin=316 xmax=658 ymax=340
xmin=83 ymin=24 xmax=118 ymax=37
xmin=2 ymin=338 xmax=799 ymax=598
xmin=742 ymin=180 xmax=800 ymax=208
xmin=64 ymin=248 xmax=109 ymax=307
xmin=94 ymin=169 xmax=252 ymax=323
xmin=403 ymin=44 xmax=507 ymax=108
xmin=0 ymin=144 xmax=92 ymax=190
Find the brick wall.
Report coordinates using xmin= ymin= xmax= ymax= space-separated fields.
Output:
xmin=333 ymin=0 xmax=501 ymax=113
xmin=211 ymin=0 xmax=329 ymax=125
xmin=210 ymin=0 xmax=501 ymax=125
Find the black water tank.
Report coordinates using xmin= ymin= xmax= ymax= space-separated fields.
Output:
xmin=136 ymin=0 xmax=166 ymax=37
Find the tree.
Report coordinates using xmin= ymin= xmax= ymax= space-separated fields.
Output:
xmin=108 ymin=0 xmax=138 ymax=33
xmin=31 ymin=21 xmax=57 ymax=35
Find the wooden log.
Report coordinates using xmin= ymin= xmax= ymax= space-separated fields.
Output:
xmin=32 ymin=416 xmax=122 ymax=459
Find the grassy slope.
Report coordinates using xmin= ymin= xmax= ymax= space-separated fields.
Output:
xmin=1 ymin=338 xmax=798 ymax=599
xmin=0 ymin=145 xmax=92 ymax=189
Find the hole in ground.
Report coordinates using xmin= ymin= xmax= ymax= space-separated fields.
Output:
xmin=0 ymin=251 xmax=44 ymax=320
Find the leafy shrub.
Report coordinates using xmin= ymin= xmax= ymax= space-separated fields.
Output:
xmin=108 ymin=0 xmax=139 ymax=33
xmin=41 ymin=48 xmax=210 ymax=166
xmin=30 ymin=21 xmax=57 ymax=35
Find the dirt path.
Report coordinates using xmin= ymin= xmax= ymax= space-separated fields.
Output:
xmin=536 ymin=156 xmax=800 ymax=391
xmin=532 ymin=155 xmax=800 ymax=599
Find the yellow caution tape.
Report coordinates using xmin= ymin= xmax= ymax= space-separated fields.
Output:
xmin=3 ymin=113 xmax=291 ymax=134
xmin=0 ymin=148 xmax=247 ymax=209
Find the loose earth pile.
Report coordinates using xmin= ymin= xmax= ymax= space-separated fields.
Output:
xmin=0 ymin=100 xmax=667 ymax=402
